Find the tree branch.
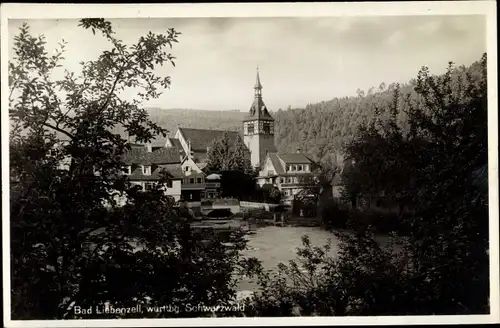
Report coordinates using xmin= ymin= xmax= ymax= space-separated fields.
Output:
xmin=43 ymin=122 xmax=74 ymax=139
xmin=99 ymin=58 xmax=129 ymax=114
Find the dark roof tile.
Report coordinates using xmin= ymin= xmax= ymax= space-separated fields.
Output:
xmin=122 ymin=146 xmax=182 ymax=165
xmin=178 ymin=128 xmax=242 ymax=152
xmin=128 ymin=163 xmax=183 ymax=181
xmin=268 ymin=153 xmax=285 ymax=174
xmin=276 ymin=153 xmax=314 ymax=164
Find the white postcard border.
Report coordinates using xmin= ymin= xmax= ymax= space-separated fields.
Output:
xmin=1 ymin=1 xmax=498 ymax=327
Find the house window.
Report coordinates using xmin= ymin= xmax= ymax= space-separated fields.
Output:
xmin=142 ymin=165 xmax=151 ymax=175
xmin=298 ymin=165 xmax=303 ymax=171
xmin=287 ymin=177 xmax=293 ymax=183
xmin=280 ymin=177 xmax=285 ymax=183
xmin=287 ymin=165 xmax=292 ymax=172
xmin=293 ymin=165 xmax=297 ymax=171
xmin=124 ymin=166 xmax=131 ymax=175
xmin=185 ymin=166 xmax=189 ymax=172
xmin=304 ymin=164 xmax=309 ymax=172
xmin=268 ymin=170 xmax=275 ymax=176
xmin=263 ymin=122 xmax=271 ymax=134
xmin=189 ymin=177 xmax=195 ymax=184
xmin=197 ymin=177 xmax=202 ymax=184
xmin=166 ymin=180 xmax=173 ymax=188
xmin=144 ymin=182 xmax=154 ymax=191
xmin=247 ymin=123 xmax=255 ymax=134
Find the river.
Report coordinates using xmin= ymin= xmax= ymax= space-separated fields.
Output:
xmin=236 ymin=222 xmax=341 ymax=294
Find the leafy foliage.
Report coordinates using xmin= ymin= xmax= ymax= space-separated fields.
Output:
xmin=205 ymin=132 xmax=253 ymax=175
xmin=9 ymin=19 xmax=256 ymax=319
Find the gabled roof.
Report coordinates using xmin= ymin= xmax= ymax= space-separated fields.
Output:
xmin=122 ymin=146 xmax=182 ymax=165
xmin=276 ymin=153 xmax=314 ymax=164
xmin=263 ymin=152 xmax=316 ymax=175
xmin=167 ymin=138 xmax=183 ymax=150
xmin=122 ymin=148 xmax=153 ymax=165
xmin=128 ymin=163 xmax=183 ymax=181
xmin=177 ymin=128 xmax=242 ymax=152
xmin=268 ymin=153 xmax=286 ymax=175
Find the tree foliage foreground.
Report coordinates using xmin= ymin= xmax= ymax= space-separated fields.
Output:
xmin=9 ymin=19 xmax=257 ymax=319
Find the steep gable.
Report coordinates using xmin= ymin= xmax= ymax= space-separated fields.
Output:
xmin=268 ymin=153 xmax=286 ymax=175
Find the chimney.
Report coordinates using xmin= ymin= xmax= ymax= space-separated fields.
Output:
xmin=188 ymin=139 xmax=192 ymax=155
xmin=146 ymin=142 xmax=152 ymax=153
xmin=166 ymin=131 xmax=170 ymax=139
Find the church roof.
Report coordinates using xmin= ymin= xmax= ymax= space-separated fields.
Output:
xmin=244 ymin=97 xmax=274 ymax=122
xmin=244 ymin=69 xmax=274 ymax=122
xmin=177 ymin=127 xmax=241 ymax=152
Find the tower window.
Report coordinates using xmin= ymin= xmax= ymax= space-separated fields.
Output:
xmin=247 ymin=123 xmax=255 ymax=134
xmin=263 ymin=122 xmax=271 ymax=134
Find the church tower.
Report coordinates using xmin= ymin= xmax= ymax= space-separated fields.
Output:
xmin=243 ymin=68 xmax=277 ymax=168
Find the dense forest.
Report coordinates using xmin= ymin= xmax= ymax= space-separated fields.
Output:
xmin=145 ymin=57 xmax=484 ymax=167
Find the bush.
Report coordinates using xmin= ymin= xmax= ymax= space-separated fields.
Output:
xmin=320 ymin=200 xmax=350 ymax=229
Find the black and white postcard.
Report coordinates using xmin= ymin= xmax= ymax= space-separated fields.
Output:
xmin=1 ymin=2 xmax=498 ymax=327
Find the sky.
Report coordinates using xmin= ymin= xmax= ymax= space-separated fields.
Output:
xmin=8 ymin=15 xmax=486 ymax=111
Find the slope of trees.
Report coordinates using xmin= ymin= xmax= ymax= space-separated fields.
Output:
xmin=9 ymin=19 xmax=257 ymax=319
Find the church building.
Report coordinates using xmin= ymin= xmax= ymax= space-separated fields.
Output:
xmin=245 ymin=69 xmax=319 ymax=205
xmin=243 ymin=68 xmax=277 ymax=168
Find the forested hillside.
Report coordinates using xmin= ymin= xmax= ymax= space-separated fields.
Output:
xmin=145 ymin=108 xmax=246 ymax=134
xmin=145 ymin=57 xmax=484 ymax=166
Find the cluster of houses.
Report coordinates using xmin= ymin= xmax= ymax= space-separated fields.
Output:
xmin=55 ymin=69 xmax=326 ymax=209
xmin=117 ymin=69 xmax=321 ymax=207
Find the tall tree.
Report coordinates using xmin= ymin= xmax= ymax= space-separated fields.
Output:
xmin=9 ymin=19 xmax=256 ymax=319
xmin=231 ymin=136 xmax=253 ymax=175
xmin=205 ymin=133 xmax=252 ymax=174
xmin=205 ymin=132 xmax=232 ymax=171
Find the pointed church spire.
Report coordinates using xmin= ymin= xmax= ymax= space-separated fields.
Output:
xmin=254 ymin=66 xmax=262 ymax=90
xmin=246 ymin=67 xmax=273 ymax=121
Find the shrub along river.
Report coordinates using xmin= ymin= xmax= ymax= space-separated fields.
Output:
xmin=192 ymin=218 xmax=398 ymax=300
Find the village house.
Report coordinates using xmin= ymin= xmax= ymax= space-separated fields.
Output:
xmin=180 ymin=153 xmax=206 ymax=201
xmin=120 ymin=141 xmax=184 ymax=202
xmin=168 ymin=126 xmax=250 ymax=200
xmin=257 ymin=152 xmax=319 ymax=205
